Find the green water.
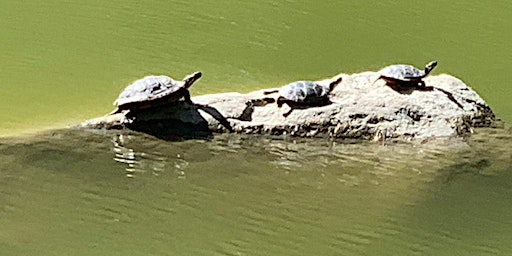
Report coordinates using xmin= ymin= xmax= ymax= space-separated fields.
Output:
xmin=1 ymin=1 xmax=512 ymax=255
xmin=0 ymin=0 xmax=511 ymax=136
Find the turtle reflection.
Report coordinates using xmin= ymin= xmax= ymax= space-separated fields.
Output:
xmin=111 ymin=134 xmax=188 ymax=178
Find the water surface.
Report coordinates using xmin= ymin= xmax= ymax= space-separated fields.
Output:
xmin=1 ymin=128 xmax=512 ymax=255
xmin=0 ymin=0 xmax=510 ymax=136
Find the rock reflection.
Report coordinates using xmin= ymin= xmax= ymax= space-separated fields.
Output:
xmin=106 ymin=126 xmax=512 ymax=184
xmin=1 ymin=127 xmax=511 ymax=256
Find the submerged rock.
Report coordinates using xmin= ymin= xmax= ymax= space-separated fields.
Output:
xmin=78 ymin=72 xmax=497 ymax=141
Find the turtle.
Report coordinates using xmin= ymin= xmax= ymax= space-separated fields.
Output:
xmin=374 ymin=61 xmax=438 ymax=87
xmin=263 ymin=76 xmax=342 ymax=117
xmin=110 ymin=71 xmax=202 ymax=115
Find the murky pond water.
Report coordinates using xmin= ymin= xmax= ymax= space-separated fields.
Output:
xmin=1 ymin=128 xmax=512 ymax=255
xmin=1 ymin=0 xmax=511 ymax=255
xmin=1 ymin=0 xmax=511 ymax=136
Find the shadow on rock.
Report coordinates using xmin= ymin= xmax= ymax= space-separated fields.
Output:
xmin=126 ymin=117 xmax=212 ymax=141
xmin=386 ymin=83 xmax=464 ymax=109
xmin=429 ymin=86 xmax=464 ymax=109
xmin=125 ymin=102 xmax=232 ymax=141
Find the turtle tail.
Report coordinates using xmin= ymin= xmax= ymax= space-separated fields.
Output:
xmin=106 ymin=108 xmax=122 ymax=116
xmin=370 ymin=76 xmax=382 ymax=86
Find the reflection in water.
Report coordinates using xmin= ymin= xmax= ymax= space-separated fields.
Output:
xmin=112 ymin=134 xmax=189 ymax=178
xmin=107 ymin=129 xmax=511 ymax=186
xmin=112 ymin=134 xmax=167 ymax=177
xmin=1 ymin=128 xmax=510 ymax=255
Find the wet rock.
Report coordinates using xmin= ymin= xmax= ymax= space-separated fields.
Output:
xmin=78 ymin=72 xmax=497 ymax=141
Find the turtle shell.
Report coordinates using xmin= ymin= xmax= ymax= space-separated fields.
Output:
xmin=378 ymin=64 xmax=426 ymax=82
xmin=114 ymin=75 xmax=184 ymax=108
xmin=279 ymin=81 xmax=329 ymax=105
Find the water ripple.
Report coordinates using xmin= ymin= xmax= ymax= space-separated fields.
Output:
xmin=2 ymin=128 xmax=511 ymax=255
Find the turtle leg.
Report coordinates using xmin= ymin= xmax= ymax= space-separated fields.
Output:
xmin=283 ymin=107 xmax=295 ymax=118
xmin=276 ymin=97 xmax=285 ymax=108
xmin=283 ymin=108 xmax=294 ymax=118
xmin=262 ymin=97 xmax=276 ymax=104
xmin=263 ymin=89 xmax=279 ymax=95
xmin=282 ymin=101 xmax=296 ymax=117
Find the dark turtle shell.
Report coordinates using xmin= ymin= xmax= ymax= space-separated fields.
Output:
xmin=378 ymin=61 xmax=438 ymax=82
xmin=261 ymin=76 xmax=342 ymax=117
xmin=114 ymin=75 xmax=182 ymax=107
xmin=278 ymin=81 xmax=330 ymax=105
xmin=112 ymin=71 xmax=201 ymax=112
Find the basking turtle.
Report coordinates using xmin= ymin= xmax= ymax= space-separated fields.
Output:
xmin=263 ymin=77 xmax=342 ymax=117
xmin=374 ymin=61 xmax=438 ymax=87
xmin=110 ymin=71 xmax=202 ymax=115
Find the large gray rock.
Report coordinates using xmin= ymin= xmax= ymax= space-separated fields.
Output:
xmin=78 ymin=72 xmax=496 ymax=141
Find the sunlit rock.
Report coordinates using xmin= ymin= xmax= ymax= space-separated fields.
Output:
xmin=78 ymin=72 xmax=497 ymax=142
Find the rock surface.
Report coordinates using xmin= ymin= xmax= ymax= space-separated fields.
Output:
xmin=78 ymin=72 xmax=497 ymax=141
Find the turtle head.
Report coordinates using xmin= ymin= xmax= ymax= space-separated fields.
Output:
xmin=424 ymin=61 xmax=438 ymax=75
xmin=183 ymin=71 xmax=202 ymax=88
xmin=328 ymin=75 xmax=343 ymax=92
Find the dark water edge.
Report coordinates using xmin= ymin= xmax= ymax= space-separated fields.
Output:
xmin=0 ymin=127 xmax=511 ymax=255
